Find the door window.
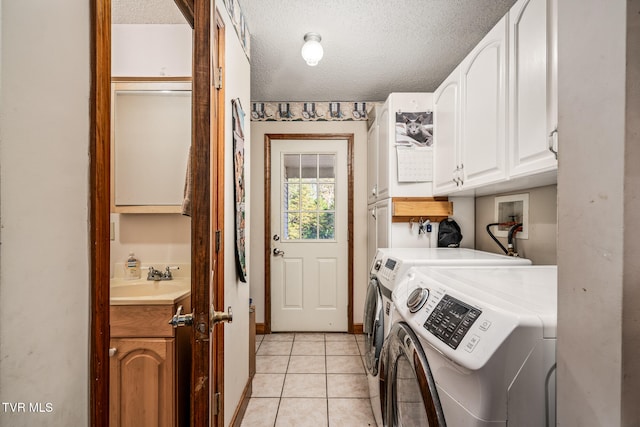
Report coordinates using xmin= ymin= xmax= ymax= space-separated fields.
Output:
xmin=282 ymin=153 xmax=336 ymax=241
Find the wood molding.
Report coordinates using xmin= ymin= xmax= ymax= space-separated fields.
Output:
xmin=191 ymin=0 xmax=212 ymax=425
xmin=90 ymin=0 xmax=111 ymax=426
xmin=212 ymin=10 xmax=226 ymax=427
xmin=256 ymin=323 xmax=267 ymax=335
xmin=264 ymin=133 xmax=355 ymax=335
xmin=353 ymin=323 xmax=364 ymax=335
xmin=230 ymin=376 xmax=252 ymax=427
xmin=111 ymin=76 xmax=192 ymax=82
xmin=173 ymin=0 xmax=195 ymax=28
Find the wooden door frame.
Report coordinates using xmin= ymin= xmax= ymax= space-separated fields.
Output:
xmin=264 ymin=133 xmax=355 ymax=334
xmin=90 ymin=1 xmax=222 ymax=426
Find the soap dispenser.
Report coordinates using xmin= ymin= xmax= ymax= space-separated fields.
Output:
xmin=125 ymin=252 xmax=141 ymax=280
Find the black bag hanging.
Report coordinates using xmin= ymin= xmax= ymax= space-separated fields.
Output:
xmin=438 ymin=218 xmax=463 ymax=248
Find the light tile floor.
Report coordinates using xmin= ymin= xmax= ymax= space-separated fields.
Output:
xmin=240 ymin=333 xmax=376 ymax=427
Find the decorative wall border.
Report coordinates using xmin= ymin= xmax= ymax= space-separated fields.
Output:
xmin=251 ymin=101 xmax=372 ymax=122
xmin=222 ymin=0 xmax=250 ymax=59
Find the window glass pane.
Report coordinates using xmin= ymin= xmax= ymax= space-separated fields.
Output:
xmin=301 ymin=212 xmax=318 ymax=239
xmin=301 ymin=154 xmax=318 ymax=179
xmin=318 ymin=184 xmax=335 ymax=210
xmin=285 ymin=212 xmax=300 ymax=240
xmin=301 ymin=183 xmax=318 ymax=210
xmin=318 ymin=212 xmax=335 ymax=239
xmin=319 ymin=154 xmax=335 ymax=179
xmin=285 ymin=183 xmax=300 ymax=211
xmin=284 ymin=154 xmax=300 ymax=181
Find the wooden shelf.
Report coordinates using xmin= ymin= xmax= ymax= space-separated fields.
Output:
xmin=391 ymin=197 xmax=452 ymax=223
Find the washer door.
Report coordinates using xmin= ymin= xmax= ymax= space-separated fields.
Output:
xmin=364 ymin=277 xmax=384 ymax=375
xmin=386 ymin=322 xmax=446 ymax=427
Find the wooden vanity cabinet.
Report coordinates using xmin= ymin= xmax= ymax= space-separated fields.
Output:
xmin=110 ymin=296 xmax=191 ymax=427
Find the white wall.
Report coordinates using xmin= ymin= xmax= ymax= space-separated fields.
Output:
xmin=110 ymin=23 xmax=192 ymax=276
xmin=112 ymin=24 xmax=192 ymax=77
xmin=0 ymin=1 xmax=89 ymax=426
xmin=557 ymin=0 xmax=639 ymax=425
xmin=219 ymin=5 xmax=252 ymax=427
xmin=250 ymin=120 xmax=369 ymax=326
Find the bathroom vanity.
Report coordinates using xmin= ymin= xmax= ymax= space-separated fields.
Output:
xmin=109 ymin=279 xmax=191 ymax=427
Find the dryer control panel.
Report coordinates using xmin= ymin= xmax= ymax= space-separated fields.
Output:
xmin=423 ymin=295 xmax=482 ymax=350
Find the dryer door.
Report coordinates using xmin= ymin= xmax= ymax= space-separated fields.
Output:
xmin=386 ymin=322 xmax=446 ymax=427
xmin=364 ymin=277 xmax=384 ymax=375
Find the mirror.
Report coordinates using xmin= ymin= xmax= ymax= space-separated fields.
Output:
xmin=111 ymin=80 xmax=191 ymax=213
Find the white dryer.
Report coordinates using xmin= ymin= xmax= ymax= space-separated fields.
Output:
xmin=363 ymin=248 xmax=532 ymax=427
xmin=387 ymin=265 xmax=557 ymax=427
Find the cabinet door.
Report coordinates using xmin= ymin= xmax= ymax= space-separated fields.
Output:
xmin=375 ymin=200 xmax=390 ymax=250
xmin=433 ymin=67 xmax=461 ymax=195
xmin=367 ymin=122 xmax=379 ymax=204
xmin=376 ymin=105 xmax=390 ymax=201
xmin=110 ymin=338 xmax=175 ymax=427
xmin=367 ymin=205 xmax=378 ymax=269
xmin=508 ymin=0 xmax=558 ymax=177
xmin=460 ymin=15 xmax=508 ymax=188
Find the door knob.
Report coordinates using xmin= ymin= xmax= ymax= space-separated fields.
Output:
xmin=168 ymin=305 xmax=194 ymax=328
xmin=211 ymin=306 xmax=233 ymax=325
xmin=273 ymin=248 xmax=285 ymax=257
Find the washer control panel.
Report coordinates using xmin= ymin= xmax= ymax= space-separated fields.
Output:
xmin=376 ymin=257 xmax=399 ymax=282
xmin=423 ymin=295 xmax=482 ymax=350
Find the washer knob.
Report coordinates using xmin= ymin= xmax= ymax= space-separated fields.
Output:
xmin=407 ymin=288 xmax=429 ymax=313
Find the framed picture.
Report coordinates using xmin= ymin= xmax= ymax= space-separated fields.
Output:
xmin=232 ymin=99 xmax=247 ymax=282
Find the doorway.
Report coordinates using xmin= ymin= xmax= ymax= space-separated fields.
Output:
xmin=90 ymin=1 xmax=225 ymax=426
xmin=264 ymin=134 xmax=355 ymax=334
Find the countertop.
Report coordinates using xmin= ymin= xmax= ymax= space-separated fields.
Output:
xmin=110 ymin=277 xmax=191 ymax=306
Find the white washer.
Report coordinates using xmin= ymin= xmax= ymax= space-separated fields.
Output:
xmin=363 ymin=249 xmax=532 ymax=427
xmin=387 ymin=265 xmax=557 ymax=426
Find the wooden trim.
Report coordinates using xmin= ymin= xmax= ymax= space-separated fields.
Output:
xmin=191 ymin=0 xmax=212 ymax=425
xmin=256 ymin=323 xmax=267 ymax=335
xmin=172 ymin=0 xmax=195 ymax=29
xmin=112 ymin=206 xmax=183 ymax=214
xmin=212 ymin=10 xmax=226 ymax=427
xmin=111 ymin=76 xmax=192 ymax=82
xmin=229 ymin=377 xmax=252 ymax=427
xmin=90 ymin=0 xmax=111 ymax=426
xmin=264 ymin=133 xmax=355 ymax=334
xmin=353 ymin=323 xmax=364 ymax=335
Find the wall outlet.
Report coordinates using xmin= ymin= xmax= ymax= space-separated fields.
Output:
xmin=494 ymin=193 xmax=529 ymax=239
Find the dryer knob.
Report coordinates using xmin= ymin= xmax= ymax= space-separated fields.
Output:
xmin=374 ymin=260 xmax=382 ymax=271
xmin=407 ymin=288 xmax=429 ymax=313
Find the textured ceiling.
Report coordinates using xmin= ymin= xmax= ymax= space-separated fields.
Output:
xmin=112 ymin=0 xmax=185 ymax=24
xmin=112 ymin=0 xmax=517 ymax=102
xmin=242 ymin=0 xmax=515 ymax=102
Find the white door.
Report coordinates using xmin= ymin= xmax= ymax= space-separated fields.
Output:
xmin=270 ymin=139 xmax=348 ymax=331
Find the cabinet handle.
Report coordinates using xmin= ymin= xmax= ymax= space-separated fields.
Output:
xmin=371 ymin=186 xmax=377 ymax=196
xmin=109 ymin=348 xmax=117 ymax=357
xmin=370 ymin=207 xmax=376 ymax=220
xmin=548 ymin=128 xmax=558 ymax=160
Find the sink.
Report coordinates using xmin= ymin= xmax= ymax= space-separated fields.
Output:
xmin=110 ymin=278 xmax=191 ymax=305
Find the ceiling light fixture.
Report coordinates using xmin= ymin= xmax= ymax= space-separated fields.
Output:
xmin=301 ymin=32 xmax=323 ymax=66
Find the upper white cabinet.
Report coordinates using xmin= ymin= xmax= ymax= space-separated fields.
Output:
xmin=460 ymin=15 xmax=508 ymax=188
xmin=434 ymin=16 xmax=508 ymax=194
xmin=508 ymin=0 xmax=558 ymax=177
xmin=368 ymin=93 xmax=434 ymax=203
xmin=433 ymin=0 xmax=557 ymax=196
xmin=433 ymin=66 xmax=461 ymax=194
xmin=111 ymin=80 xmax=192 ymax=213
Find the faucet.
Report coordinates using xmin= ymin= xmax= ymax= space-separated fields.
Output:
xmin=146 ymin=266 xmax=164 ymax=281
xmin=146 ymin=265 xmax=180 ymax=281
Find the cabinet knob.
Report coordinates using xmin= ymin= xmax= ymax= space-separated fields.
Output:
xmin=109 ymin=348 xmax=117 ymax=357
